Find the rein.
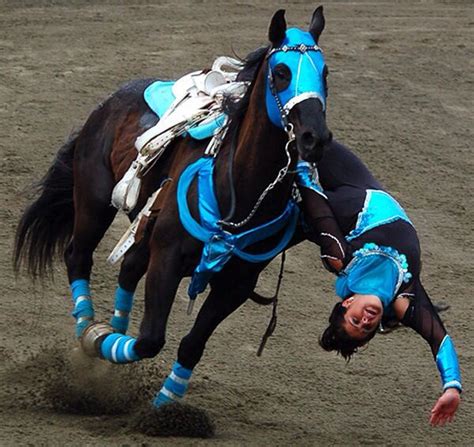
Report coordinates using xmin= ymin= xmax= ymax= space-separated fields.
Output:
xmin=219 ymin=128 xmax=295 ymax=229
xmin=218 ymin=47 xmax=297 ymax=230
xmin=214 ymin=47 xmax=302 ymax=354
xmin=253 ymin=251 xmax=286 ymax=357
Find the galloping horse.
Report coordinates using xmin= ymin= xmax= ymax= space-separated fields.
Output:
xmin=14 ymin=8 xmax=331 ymax=408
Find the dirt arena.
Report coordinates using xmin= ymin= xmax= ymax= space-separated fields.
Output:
xmin=1 ymin=0 xmax=473 ymax=445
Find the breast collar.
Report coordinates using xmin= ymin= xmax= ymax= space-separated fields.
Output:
xmin=177 ymin=156 xmax=299 ymax=301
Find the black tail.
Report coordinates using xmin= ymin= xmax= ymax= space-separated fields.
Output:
xmin=14 ymin=132 xmax=78 ymax=279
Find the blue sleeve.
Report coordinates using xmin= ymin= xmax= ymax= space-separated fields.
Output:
xmin=400 ymin=280 xmax=462 ymax=392
xmin=436 ymin=335 xmax=462 ymax=392
xmin=295 ymin=160 xmax=327 ymax=198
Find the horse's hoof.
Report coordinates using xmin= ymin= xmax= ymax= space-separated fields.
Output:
xmin=80 ymin=321 xmax=115 ymax=358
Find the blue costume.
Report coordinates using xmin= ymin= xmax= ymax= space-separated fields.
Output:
xmin=296 ymin=141 xmax=462 ymax=393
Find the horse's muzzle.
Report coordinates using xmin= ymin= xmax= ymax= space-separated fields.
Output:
xmin=298 ymin=129 xmax=333 ymax=162
xmin=287 ymin=97 xmax=332 ymax=163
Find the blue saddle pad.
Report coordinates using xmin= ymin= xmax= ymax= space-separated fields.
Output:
xmin=143 ymin=80 xmax=225 ymax=141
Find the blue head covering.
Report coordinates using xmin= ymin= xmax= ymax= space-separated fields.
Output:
xmin=266 ymin=28 xmax=327 ymax=128
xmin=335 ymin=243 xmax=412 ymax=310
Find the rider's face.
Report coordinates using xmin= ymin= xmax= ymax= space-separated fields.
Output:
xmin=341 ymin=294 xmax=383 ymax=340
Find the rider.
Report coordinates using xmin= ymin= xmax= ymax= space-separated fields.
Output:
xmin=295 ymin=140 xmax=462 ymax=427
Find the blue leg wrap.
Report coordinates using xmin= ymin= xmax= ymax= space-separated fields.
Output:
xmin=100 ymin=333 xmax=141 ymax=363
xmin=110 ymin=286 xmax=135 ymax=334
xmin=153 ymin=361 xmax=193 ymax=407
xmin=70 ymin=279 xmax=94 ymax=338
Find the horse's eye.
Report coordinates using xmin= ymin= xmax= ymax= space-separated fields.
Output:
xmin=273 ymin=63 xmax=291 ymax=92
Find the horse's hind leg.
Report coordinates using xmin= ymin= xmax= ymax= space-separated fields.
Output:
xmin=65 ymin=144 xmax=117 ymax=337
xmin=154 ymin=261 xmax=259 ymax=406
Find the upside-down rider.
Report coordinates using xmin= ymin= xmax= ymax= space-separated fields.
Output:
xmin=295 ymin=140 xmax=462 ymax=427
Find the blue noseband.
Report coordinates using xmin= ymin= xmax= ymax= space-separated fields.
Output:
xmin=266 ymin=28 xmax=327 ymax=128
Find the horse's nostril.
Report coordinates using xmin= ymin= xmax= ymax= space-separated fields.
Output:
xmin=301 ymin=131 xmax=316 ymax=147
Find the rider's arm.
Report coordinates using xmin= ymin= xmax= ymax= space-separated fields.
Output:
xmin=393 ymin=281 xmax=462 ymax=393
xmin=295 ymin=160 xmax=349 ymax=273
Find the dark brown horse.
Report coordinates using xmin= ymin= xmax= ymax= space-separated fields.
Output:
xmin=14 ymin=7 xmax=332 ymax=407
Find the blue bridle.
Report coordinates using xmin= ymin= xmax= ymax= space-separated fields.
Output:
xmin=266 ymin=28 xmax=327 ymax=129
xmin=176 ymin=27 xmax=328 ymax=306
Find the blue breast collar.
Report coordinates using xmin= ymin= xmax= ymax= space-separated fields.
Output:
xmin=177 ymin=157 xmax=299 ymax=299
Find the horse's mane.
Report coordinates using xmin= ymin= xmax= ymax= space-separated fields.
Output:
xmin=222 ymin=45 xmax=269 ymax=126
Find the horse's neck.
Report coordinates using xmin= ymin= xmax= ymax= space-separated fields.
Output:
xmin=217 ymin=67 xmax=296 ymax=225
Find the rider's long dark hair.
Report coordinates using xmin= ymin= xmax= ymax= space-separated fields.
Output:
xmin=319 ymin=301 xmax=377 ymax=360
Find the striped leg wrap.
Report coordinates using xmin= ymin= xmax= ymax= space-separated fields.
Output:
xmin=70 ymin=279 xmax=94 ymax=338
xmin=110 ymin=286 xmax=134 ymax=334
xmin=100 ymin=333 xmax=141 ymax=363
xmin=153 ymin=361 xmax=193 ymax=407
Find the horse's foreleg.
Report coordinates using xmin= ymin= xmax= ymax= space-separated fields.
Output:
xmin=135 ymin=247 xmax=183 ymax=357
xmin=109 ymin=240 xmax=150 ymax=334
xmin=154 ymin=263 xmax=259 ymax=407
xmin=98 ymin=245 xmax=183 ymax=363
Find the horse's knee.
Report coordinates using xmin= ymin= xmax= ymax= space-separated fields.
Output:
xmin=134 ymin=336 xmax=165 ymax=359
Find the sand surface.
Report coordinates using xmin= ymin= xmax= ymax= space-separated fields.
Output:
xmin=1 ymin=1 xmax=473 ymax=445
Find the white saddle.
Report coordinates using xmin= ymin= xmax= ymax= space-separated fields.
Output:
xmin=112 ymin=56 xmax=246 ymax=213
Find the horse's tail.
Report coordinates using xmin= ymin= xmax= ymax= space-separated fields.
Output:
xmin=14 ymin=132 xmax=78 ymax=279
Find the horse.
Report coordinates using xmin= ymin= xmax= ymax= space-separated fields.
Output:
xmin=14 ymin=7 xmax=332 ymax=409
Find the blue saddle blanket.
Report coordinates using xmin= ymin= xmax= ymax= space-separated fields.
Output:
xmin=143 ymin=80 xmax=226 ymax=140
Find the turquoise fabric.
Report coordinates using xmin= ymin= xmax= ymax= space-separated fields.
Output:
xmin=143 ymin=80 xmax=226 ymax=140
xmin=188 ymin=113 xmax=226 ymax=139
xmin=177 ymin=156 xmax=299 ymax=299
xmin=144 ymin=80 xmax=176 ymax=118
xmin=347 ymin=190 xmax=413 ymax=241
xmin=335 ymin=243 xmax=412 ymax=312
xmin=295 ymin=160 xmax=327 ymax=198
xmin=266 ymin=28 xmax=327 ymax=128
xmin=436 ymin=335 xmax=462 ymax=391
xmin=70 ymin=279 xmax=94 ymax=338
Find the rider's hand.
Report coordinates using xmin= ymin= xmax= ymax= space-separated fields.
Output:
xmin=430 ymin=388 xmax=461 ymax=426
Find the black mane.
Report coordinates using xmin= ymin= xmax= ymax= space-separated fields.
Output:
xmin=222 ymin=46 xmax=269 ymax=124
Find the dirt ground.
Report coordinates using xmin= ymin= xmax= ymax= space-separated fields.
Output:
xmin=1 ymin=0 xmax=473 ymax=445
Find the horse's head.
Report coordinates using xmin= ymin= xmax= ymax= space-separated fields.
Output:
xmin=265 ymin=7 xmax=331 ymax=162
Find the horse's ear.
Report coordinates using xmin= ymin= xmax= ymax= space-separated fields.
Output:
xmin=268 ymin=9 xmax=287 ymax=47
xmin=309 ymin=6 xmax=325 ymax=42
